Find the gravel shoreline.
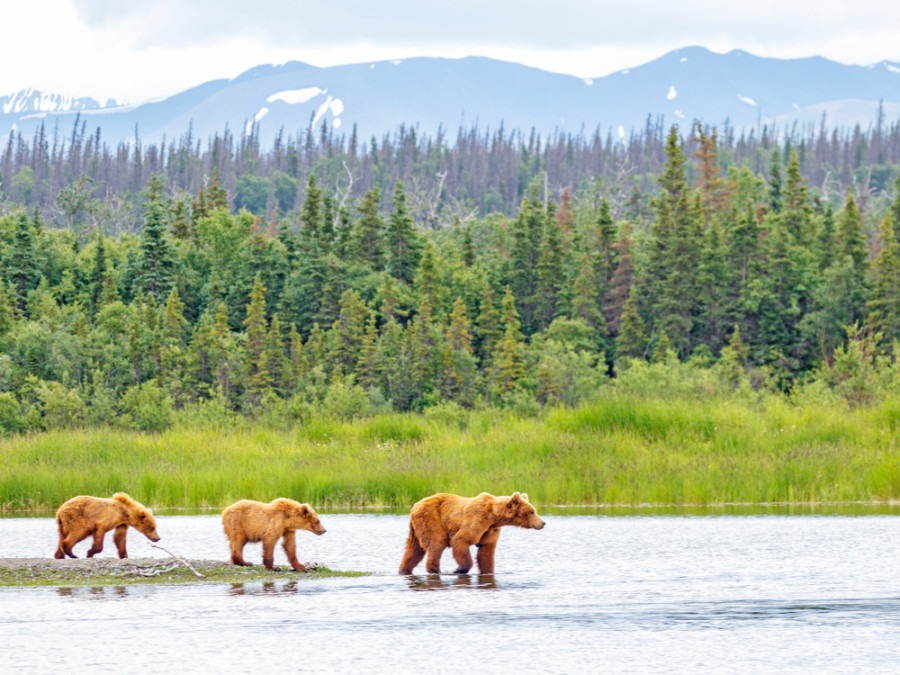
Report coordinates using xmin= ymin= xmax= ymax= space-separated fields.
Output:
xmin=0 ymin=557 xmax=363 ymax=586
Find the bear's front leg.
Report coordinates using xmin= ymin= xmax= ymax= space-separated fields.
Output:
xmin=86 ymin=529 xmax=106 ymax=557
xmin=451 ymin=538 xmax=473 ymax=574
xmin=113 ymin=525 xmax=129 ymax=559
xmin=476 ymin=528 xmax=501 ymax=574
xmin=281 ymin=531 xmax=307 ymax=572
xmin=262 ymin=535 xmax=280 ymax=570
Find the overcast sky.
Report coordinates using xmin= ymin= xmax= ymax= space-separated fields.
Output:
xmin=4 ymin=0 xmax=900 ymax=102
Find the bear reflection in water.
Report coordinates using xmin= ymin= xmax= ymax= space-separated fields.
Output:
xmin=228 ymin=580 xmax=301 ymax=596
xmin=406 ymin=574 xmax=499 ymax=591
xmin=55 ymin=585 xmax=129 ymax=598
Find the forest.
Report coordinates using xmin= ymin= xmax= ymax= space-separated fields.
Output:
xmin=0 ymin=116 xmax=899 ymax=435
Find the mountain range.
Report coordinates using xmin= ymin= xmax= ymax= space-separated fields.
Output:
xmin=3 ymin=46 xmax=900 ymax=147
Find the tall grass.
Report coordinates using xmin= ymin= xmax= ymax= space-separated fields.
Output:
xmin=2 ymin=393 xmax=900 ymax=511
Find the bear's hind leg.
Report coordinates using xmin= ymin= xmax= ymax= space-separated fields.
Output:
xmin=229 ymin=534 xmax=251 ymax=566
xmin=399 ymin=528 xmax=426 ymax=574
xmin=282 ymin=531 xmax=307 ymax=572
xmin=113 ymin=525 xmax=129 ymax=558
xmin=425 ymin=544 xmax=446 ymax=574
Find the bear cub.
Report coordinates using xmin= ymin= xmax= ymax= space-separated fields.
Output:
xmin=222 ymin=498 xmax=326 ymax=571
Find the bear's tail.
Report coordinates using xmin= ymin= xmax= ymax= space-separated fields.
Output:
xmin=398 ymin=523 xmax=425 ymax=575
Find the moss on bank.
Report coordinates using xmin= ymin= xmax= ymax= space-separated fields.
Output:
xmin=0 ymin=558 xmax=369 ymax=587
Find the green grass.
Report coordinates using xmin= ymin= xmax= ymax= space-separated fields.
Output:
xmin=2 ymin=393 xmax=900 ymax=511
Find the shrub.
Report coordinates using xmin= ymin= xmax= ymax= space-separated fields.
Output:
xmin=118 ymin=381 xmax=175 ymax=432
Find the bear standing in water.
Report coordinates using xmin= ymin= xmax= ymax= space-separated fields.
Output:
xmin=54 ymin=493 xmax=160 ymax=559
xmin=222 ymin=498 xmax=326 ymax=571
xmin=399 ymin=492 xmax=544 ymax=575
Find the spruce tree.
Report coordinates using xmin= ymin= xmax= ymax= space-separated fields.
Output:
xmin=136 ymin=175 xmax=175 ymax=303
xmin=353 ymin=188 xmax=384 ymax=269
xmin=616 ymin=290 xmax=647 ymax=362
xmin=243 ymin=274 xmax=270 ymax=406
xmin=386 ymin=180 xmax=422 ymax=284
xmin=5 ymin=212 xmax=37 ymax=311
xmin=867 ymin=213 xmax=900 ymax=342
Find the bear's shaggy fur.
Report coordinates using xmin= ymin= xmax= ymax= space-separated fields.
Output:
xmin=398 ymin=491 xmax=544 ymax=575
xmin=222 ymin=498 xmax=326 ymax=571
xmin=54 ymin=493 xmax=160 ymax=559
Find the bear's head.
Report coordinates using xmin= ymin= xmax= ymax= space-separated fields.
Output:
xmin=114 ymin=493 xmax=161 ymax=541
xmin=132 ymin=508 xmax=161 ymax=542
xmin=500 ymin=492 xmax=544 ymax=530
xmin=284 ymin=501 xmax=327 ymax=535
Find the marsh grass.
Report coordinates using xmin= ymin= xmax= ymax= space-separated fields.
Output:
xmin=2 ymin=393 xmax=900 ymax=511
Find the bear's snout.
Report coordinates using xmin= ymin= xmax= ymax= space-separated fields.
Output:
xmin=533 ymin=519 xmax=545 ymax=530
xmin=315 ymin=528 xmax=326 ymax=536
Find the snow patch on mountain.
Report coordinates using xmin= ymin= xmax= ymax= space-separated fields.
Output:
xmin=267 ymin=88 xmax=325 ymax=104
xmin=330 ymin=99 xmax=344 ymax=116
xmin=246 ymin=107 xmax=269 ymax=134
xmin=312 ymin=96 xmax=334 ymax=129
xmin=667 ymin=86 xmax=677 ymax=100
xmin=738 ymin=94 xmax=757 ymax=106
xmin=886 ymin=64 xmax=900 ymax=74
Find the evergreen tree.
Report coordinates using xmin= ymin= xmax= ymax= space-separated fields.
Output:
xmin=535 ymin=206 xmax=564 ymax=330
xmin=475 ymin=287 xmax=502 ymax=366
xmin=352 ymin=188 xmax=384 ymax=269
xmin=4 ymin=212 xmax=38 ymax=311
xmin=356 ymin=313 xmax=379 ymax=389
xmin=243 ymin=273 xmax=270 ymax=406
xmin=415 ymin=238 xmax=440 ymax=312
xmin=136 ymin=175 xmax=176 ymax=303
xmin=90 ymin=234 xmax=108 ymax=314
xmin=299 ymin=173 xmax=323 ymax=253
xmin=868 ymin=214 xmax=900 ymax=342
xmin=265 ymin=313 xmax=289 ymax=395
xmin=385 ymin=180 xmax=422 ymax=284
xmin=616 ymin=290 xmax=647 ymax=362
xmin=492 ymin=287 xmax=525 ymax=394
xmin=330 ymin=289 xmax=369 ymax=375
xmin=836 ymin=187 xmax=868 ymax=281
xmin=768 ymin=148 xmax=783 ymax=214
xmin=572 ymin=253 xmax=604 ymax=334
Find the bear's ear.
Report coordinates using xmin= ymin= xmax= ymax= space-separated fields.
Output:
xmin=508 ymin=492 xmax=521 ymax=508
xmin=520 ymin=493 xmax=529 ymax=502
xmin=299 ymin=504 xmax=311 ymax=517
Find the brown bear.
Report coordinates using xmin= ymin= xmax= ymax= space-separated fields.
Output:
xmin=398 ymin=491 xmax=544 ymax=575
xmin=54 ymin=493 xmax=160 ymax=559
xmin=222 ymin=498 xmax=326 ymax=571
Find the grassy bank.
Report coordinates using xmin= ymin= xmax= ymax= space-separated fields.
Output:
xmin=3 ymin=394 xmax=900 ymax=511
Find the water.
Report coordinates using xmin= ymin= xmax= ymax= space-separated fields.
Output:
xmin=2 ymin=513 xmax=900 ymax=673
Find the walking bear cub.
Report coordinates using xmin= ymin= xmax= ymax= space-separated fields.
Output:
xmin=399 ymin=491 xmax=544 ymax=575
xmin=222 ymin=498 xmax=326 ymax=571
xmin=54 ymin=493 xmax=160 ymax=559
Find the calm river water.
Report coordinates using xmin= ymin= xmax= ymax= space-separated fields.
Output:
xmin=2 ymin=512 xmax=900 ymax=673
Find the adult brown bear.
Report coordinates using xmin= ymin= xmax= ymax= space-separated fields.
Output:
xmin=54 ymin=493 xmax=160 ymax=559
xmin=398 ymin=491 xmax=544 ymax=574
xmin=222 ymin=498 xmax=326 ymax=571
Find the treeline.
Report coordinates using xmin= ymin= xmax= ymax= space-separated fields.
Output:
xmin=3 ymin=110 xmax=900 ymax=232
xmin=0 ymin=123 xmax=899 ymax=432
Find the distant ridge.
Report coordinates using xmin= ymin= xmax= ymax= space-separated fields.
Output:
xmin=3 ymin=47 xmax=900 ymax=145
